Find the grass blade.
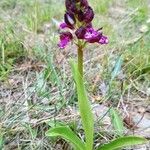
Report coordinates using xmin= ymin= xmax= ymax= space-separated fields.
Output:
xmin=70 ymin=60 xmax=94 ymax=150
xmin=46 ymin=126 xmax=86 ymax=150
xmin=0 ymin=134 xmax=4 ymax=150
xmin=97 ymin=136 xmax=147 ymax=150
xmin=109 ymin=108 xmax=124 ymax=136
xmin=111 ymin=56 xmax=123 ymax=81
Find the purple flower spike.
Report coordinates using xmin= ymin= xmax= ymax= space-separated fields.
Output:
xmin=58 ymin=32 xmax=73 ymax=49
xmin=58 ymin=0 xmax=108 ymax=48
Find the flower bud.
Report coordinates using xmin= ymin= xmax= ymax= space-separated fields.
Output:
xmin=65 ymin=0 xmax=78 ymax=13
xmin=64 ymin=12 xmax=76 ymax=27
xmin=80 ymin=0 xmax=89 ymax=7
xmin=83 ymin=6 xmax=94 ymax=23
xmin=77 ymin=7 xmax=94 ymax=23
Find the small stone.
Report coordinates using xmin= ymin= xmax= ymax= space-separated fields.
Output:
xmin=92 ymin=104 xmax=111 ymax=125
xmin=139 ymin=25 xmax=149 ymax=33
xmin=137 ymin=107 xmax=145 ymax=114
xmin=99 ymin=82 xmax=108 ymax=96
xmin=146 ymin=88 xmax=150 ymax=95
xmin=146 ymin=18 xmax=150 ymax=24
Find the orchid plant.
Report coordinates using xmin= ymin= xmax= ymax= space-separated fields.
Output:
xmin=58 ymin=0 xmax=108 ymax=77
xmin=46 ymin=0 xmax=147 ymax=149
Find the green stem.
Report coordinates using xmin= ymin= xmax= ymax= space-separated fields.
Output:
xmin=78 ymin=46 xmax=83 ymax=78
xmin=2 ymin=42 xmax=5 ymax=65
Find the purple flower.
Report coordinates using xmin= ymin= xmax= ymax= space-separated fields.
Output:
xmin=85 ymin=28 xmax=108 ymax=44
xmin=84 ymin=27 xmax=101 ymax=43
xmin=75 ymin=27 xmax=108 ymax=44
xmin=58 ymin=32 xmax=73 ymax=49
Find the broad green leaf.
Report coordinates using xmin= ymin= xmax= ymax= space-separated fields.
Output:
xmin=97 ymin=136 xmax=147 ymax=150
xmin=46 ymin=126 xmax=86 ymax=150
xmin=109 ymin=108 xmax=124 ymax=136
xmin=70 ymin=60 xmax=94 ymax=150
xmin=47 ymin=120 xmax=66 ymax=128
xmin=111 ymin=56 xmax=123 ymax=81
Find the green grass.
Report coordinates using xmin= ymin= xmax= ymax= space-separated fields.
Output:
xmin=0 ymin=0 xmax=150 ymax=149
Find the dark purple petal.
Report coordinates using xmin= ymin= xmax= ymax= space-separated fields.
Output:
xmin=77 ymin=7 xmax=94 ymax=23
xmin=59 ymin=22 xmax=74 ymax=29
xmin=59 ymin=23 xmax=68 ymax=29
xmin=83 ymin=27 xmax=108 ymax=44
xmin=80 ymin=0 xmax=89 ymax=7
xmin=84 ymin=27 xmax=101 ymax=43
xmin=58 ymin=32 xmax=73 ymax=49
xmin=65 ymin=0 xmax=78 ymax=14
xmin=83 ymin=6 xmax=94 ymax=23
xmin=64 ymin=12 xmax=76 ymax=27
xmin=75 ymin=27 xmax=86 ymax=39
xmin=99 ymin=35 xmax=108 ymax=44
xmin=77 ymin=10 xmax=84 ymax=22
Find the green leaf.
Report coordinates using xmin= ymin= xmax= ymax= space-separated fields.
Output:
xmin=109 ymin=108 xmax=124 ymax=136
xmin=70 ymin=60 xmax=94 ymax=150
xmin=111 ymin=56 xmax=123 ymax=81
xmin=46 ymin=126 xmax=86 ymax=150
xmin=97 ymin=136 xmax=147 ymax=150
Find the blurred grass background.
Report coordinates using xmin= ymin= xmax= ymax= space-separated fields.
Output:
xmin=0 ymin=0 xmax=150 ymax=149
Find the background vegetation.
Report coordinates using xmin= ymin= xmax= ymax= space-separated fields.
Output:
xmin=0 ymin=0 xmax=150 ymax=149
